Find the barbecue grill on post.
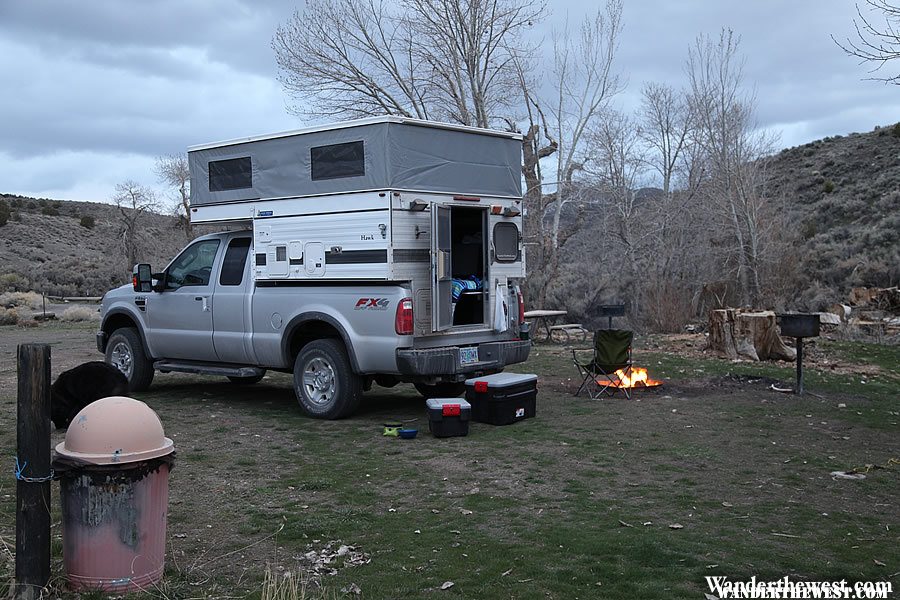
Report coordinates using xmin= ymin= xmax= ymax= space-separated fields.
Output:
xmin=777 ymin=313 xmax=820 ymax=395
xmin=597 ymin=304 xmax=626 ymax=329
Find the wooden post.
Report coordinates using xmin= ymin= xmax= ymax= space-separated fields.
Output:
xmin=795 ymin=337 xmax=804 ymax=395
xmin=15 ymin=344 xmax=51 ymax=600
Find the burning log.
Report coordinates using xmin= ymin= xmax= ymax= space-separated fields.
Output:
xmin=707 ymin=309 xmax=796 ymax=362
xmin=605 ymin=366 xmax=663 ymax=388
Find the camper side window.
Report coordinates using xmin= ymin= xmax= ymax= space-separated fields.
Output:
xmin=310 ymin=141 xmax=365 ymax=180
xmin=493 ymin=222 xmax=520 ymax=262
xmin=209 ymin=157 xmax=252 ymax=192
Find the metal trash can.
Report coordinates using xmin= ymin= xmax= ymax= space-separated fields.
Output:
xmin=53 ymin=396 xmax=175 ymax=593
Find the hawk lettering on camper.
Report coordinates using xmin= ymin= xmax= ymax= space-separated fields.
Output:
xmin=355 ymin=298 xmax=390 ymax=310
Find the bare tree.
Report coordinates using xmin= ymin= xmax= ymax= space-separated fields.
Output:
xmin=545 ymin=0 xmax=624 ymax=251
xmin=586 ymin=111 xmax=646 ymax=258
xmin=154 ymin=154 xmax=191 ymax=236
xmin=638 ymin=82 xmax=693 ymax=198
xmin=112 ymin=180 xmax=159 ymax=274
xmin=833 ymin=0 xmax=900 ymax=83
xmin=272 ymin=0 xmax=543 ymax=128
xmin=686 ymin=29 xmax=777 ymax=306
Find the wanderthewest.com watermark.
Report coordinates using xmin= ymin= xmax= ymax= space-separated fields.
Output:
xmin=705 ymin=576 xmax=894 ymax=599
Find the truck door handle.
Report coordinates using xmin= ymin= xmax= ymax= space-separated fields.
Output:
xmin=195 ymin=297 xmax=203 ymax=301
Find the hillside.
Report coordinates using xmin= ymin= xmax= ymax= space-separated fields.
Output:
xmin=766 ymin=124 xmax=900 ymax=305
xmin=0 ymin=195 xmax=215 ymax=296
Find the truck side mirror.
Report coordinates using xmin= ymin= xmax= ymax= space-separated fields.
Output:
xmin=132 ymin=264 xmax=153 ymax=293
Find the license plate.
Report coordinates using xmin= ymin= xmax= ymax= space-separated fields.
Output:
xmin=459 ymin=347 xmax=479 ymax=365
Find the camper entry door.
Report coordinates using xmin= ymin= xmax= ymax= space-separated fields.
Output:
xmin=431 ymin=204 xmax=453 ymax=331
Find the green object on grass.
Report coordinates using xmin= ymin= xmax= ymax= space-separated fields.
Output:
xmin=383 ymin=426 xmax=400 ymax=437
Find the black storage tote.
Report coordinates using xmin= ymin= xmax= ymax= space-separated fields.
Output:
xmin=465 ymin=373 xmax=537 ymax=425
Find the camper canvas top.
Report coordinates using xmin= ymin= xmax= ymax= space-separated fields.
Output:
xmin=188 ymin=116 xmax=524 ymax=210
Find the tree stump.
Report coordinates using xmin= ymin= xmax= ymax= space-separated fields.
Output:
xmin=708 ymin=309 xmax=796 ymax=361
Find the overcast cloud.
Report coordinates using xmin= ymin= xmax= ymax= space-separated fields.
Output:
xmin=0 ymin=0 xmax=896 ymax=204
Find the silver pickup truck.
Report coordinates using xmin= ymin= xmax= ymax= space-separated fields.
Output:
xmin=97 ymin=230 xmax=530 ymax=419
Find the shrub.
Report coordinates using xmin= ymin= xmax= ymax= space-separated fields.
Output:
xmin=823 ymin=180 xmax=835 ymax=194
xmin=0 ymin=291 xmax=43 ymax=309
xmin=0 ymin=273 xmax=30 ymax=292
xmin=59 ymin=306 xmax=99 ymax=322
xmin=0 ymin=200 xmax=9 ymax=226
xmin=40 ymin=206 xmax=59 ymax=216
xmin=79 ymin=215 xmax=96 ymax=229
xmin=0 ymin=307 xmax=20 ymax=326
xmin=892 ymin=122 xmax=900 ymax=137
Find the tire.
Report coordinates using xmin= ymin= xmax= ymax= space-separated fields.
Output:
xmin=105 ymin=327 xmax=154 ymax=392
xmin=227 ymin=371 xmax=266 ymax=385
xmin=292 ymin=339 xmax=361 ymax=419
xmin=414 ymin=381 xmax=466 ymax=399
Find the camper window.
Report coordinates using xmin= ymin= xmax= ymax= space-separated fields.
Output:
xmin=209 ymin=157 xmax=252 ymax=192
xmin=493 ymin=222 xmax=519 ymax=262
xmin=311 ymin=141 xmax=365 ymax=180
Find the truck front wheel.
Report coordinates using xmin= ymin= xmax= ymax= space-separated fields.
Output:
xmin=293 ymin=339 xmax=361 ymax=419
xmin=105 ymin=327 xmax=154 ymax=392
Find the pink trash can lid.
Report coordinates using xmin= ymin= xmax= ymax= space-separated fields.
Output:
xmin=55 ymin=396 xmax=174 ymax=465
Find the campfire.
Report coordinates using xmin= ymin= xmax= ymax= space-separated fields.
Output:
xmin=603 ymin=366 xmax=664 ymax=389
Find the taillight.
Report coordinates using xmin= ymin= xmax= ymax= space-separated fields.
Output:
xmin=395 ymin=297 xmax=414 ymax=335
xmin=517 ymin=289 xmax=525 ymax=325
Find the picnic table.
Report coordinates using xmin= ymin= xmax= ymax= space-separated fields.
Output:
xmin=522 ymin=309 xmax=582 ymax=343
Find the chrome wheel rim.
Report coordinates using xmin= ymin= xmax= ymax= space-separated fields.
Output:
xmin=110 ymin=342 xmax=133 ymax=378
xmin=302 ymin=357 xmax=335 ymax=405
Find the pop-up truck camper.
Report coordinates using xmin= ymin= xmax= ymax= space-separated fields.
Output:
xmin=97 ymin=117 xmax=531 ymax=418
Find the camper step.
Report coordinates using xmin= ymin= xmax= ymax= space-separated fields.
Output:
xmin=154 ymin=361 xmax=265 ymax=379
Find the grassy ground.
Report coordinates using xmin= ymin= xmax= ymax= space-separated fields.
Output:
xmin=0 ymin=324 xmax=897 ymax=598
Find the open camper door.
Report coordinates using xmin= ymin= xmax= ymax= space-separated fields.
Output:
xmin=432 ymin=204 xmax=453 ymax=331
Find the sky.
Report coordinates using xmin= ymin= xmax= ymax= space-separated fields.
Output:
xmin=0 ymin=0 xmax=897 ymax=205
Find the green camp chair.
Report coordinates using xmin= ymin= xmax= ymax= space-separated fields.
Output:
xmin=572 ymin=329 xmax=634 ymax=399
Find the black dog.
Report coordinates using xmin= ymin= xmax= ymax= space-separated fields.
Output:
xmin=51 ymin=361 xmax=130 ymax=429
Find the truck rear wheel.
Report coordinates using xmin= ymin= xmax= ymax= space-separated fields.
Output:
xmin=293 ymin=339 xmax=361 ymax=419
xmin=414 ymin=382 xmax=465 ymax=399
xmin=105 ymin=327 xmax=154 ymax=392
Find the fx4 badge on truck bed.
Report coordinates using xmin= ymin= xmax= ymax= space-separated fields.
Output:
xmin=355 ymin=298 xmax=390 ymax=310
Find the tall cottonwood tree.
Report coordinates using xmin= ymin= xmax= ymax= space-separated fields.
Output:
xmin=154 ymin=154 xmax=191 ymax=236
xmin=687 ymin=29 xmax=776 ymax=307
xmin=545 ymin=1 xmax=624 ymax=252
xmin=518 ymin=0 xmax=624 ymax=307
xmin=272 ymin=0 xmax=544 ymax=128
xmin=112 ymin=180 xmax=159 ymax=274
xmin=639 ymin=82 xmax=694 ymax=199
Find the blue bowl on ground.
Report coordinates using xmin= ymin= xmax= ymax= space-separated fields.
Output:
xmin=399 ymin=428 xmax=418 ymax=439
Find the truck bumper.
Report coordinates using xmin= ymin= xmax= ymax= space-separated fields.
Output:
xmin=396 ymin=340 xmax=531 ymax=378
xmin=96 ymin=331 xmax=107 ymax=353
